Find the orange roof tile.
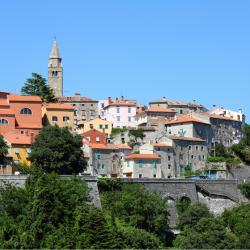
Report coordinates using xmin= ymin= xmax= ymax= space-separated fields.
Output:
xmin=125 ymin=154 xmax=160 ymax=160
xmin=16 ymin=123 xmax=42 ymax=129
xmin=45 ymin=103 xmax=74 ymax=110
xmin=0 ymin=109 xmax=15 ymax=115
xmin=0 ymin=99 xmax=9 ymax=106
xmin=3 ymin=132 xmax=35 ymax=145
xmin=89 ymin=143 xmax=114 ymax=150
xmin=8 ymin=94 xmax=42 ymax=102
xmin=166 ymin=115 xmax=210 ymax=125
xmin=114 ymin=144 xmax=132 ymax=150
xmin=146 ymin=107 xmax=176 ymax=113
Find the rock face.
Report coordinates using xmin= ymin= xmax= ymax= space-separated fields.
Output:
xmin=197 ymin=192 xmax=237 ymax=215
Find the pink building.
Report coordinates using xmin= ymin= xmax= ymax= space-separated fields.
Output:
xmin=103 ymin=97 xmax=137 ymax=128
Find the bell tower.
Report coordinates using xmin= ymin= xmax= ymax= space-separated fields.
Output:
xmin=48 ymin=40 xmax=63 ymax=97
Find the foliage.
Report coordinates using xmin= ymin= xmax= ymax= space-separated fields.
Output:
xmin=177 ymin=202 xmax=212 ymax=230
xmin=98 ymin=178 xmax=122 ymax=193
xmin=129 ymin=128 xmax=145 ymax=140
xmin=110 ymin=127 xmax=127 ymax=137
xmin=207 ymin=156 xmax=225 ymax=162
xmin=30 ymin=126 xmax=86 ymax=174
xmin=21 ymin=73 xmax=57 ymax=103
xmin=222 ymin=203 xmax=250 ymax=249
xmin=101 ymin=184 xmax=171 ymax=246
xmin=173 ymin=217 xmax=238 ymax=249
xmin=14 ymin=162 xmax=32 ymax=175
xmin=0 ymin=135 xmax=9 ymax=165
xmin=238 ymin=181 xmax=250 ymax=199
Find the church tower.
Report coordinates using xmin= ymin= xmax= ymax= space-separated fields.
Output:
xmin=48 ymin=40 xmax=63 ymax=97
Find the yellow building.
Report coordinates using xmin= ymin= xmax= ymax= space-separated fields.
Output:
xmin=77 ymin=118 xmax=112 ymax=136
xmin=42 ymin=103 xmax=74 ymax=131
xmin=4 ymin=132 xmax=34 ymax=166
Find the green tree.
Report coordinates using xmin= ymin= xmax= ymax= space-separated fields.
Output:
xmin=30 ymin=126 xmax=86 ymax=174
xmin=174 ymin=217 xmax=238 ymax=249
xmin=101 ymin=184 xmax=171 ymax=245
xmin=238 ymin=181 xmax=250 ymax=199
xmin=0 ymin=135 xmax=9 ymax=165
xmin=176 ymin=202 xmax=212 ymax=230
xmin=21 ymin=73 xmax=57 ymax=103
xmin=222 ymin=204 xmax=250 ymax=249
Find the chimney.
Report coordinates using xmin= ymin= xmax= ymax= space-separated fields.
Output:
xmin=30 ymin=132 xmax=35 ymax=143
xmin=116 ymin=97 xmax=118 ymax=101
xmin=108 ymin=96 xmax=112 ymax=104
xmin=121 ymin=96 xmax=124 ymax=101
xmin=213 ymin=104 xmax=216 ymax=108
xmin=75 ymin=92 xmax=81 ymax=101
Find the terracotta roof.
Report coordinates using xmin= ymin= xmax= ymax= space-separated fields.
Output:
xmin=166 ymin=115 xmax=210 ymax=125
xmin=58 ymin=96 xmax=98 ymax=103
xmin=114 ymin=144 xmax=132 ymax=150
xmin=169 ymin=136 xmax=205 ymax=142
xmin=104 ymin=100 xmax=136 ymax=109
xmin=45 ymin=103 xmax=74 ymax=110
xmin=203 ymin=112 xmax=241 ymax=122
xmin=16 ymin=123 xmax=43 ymax=129
xmin=3 ymin=132 xmax=35 ymax=145
xmin=149 ymin=98 xmax=204 ymax=108
xmin=125 ymin=154 xmax=160 ymax=160
xmin=146 ymin=107 xmax=176 ymax=113
xmin=0 ymin=99 xmax=9 ymax=106
xmin=89 ymin=143 xmax=114 ymax=150
xmin=0 ymin=109 xmax=15 ymax=115
xmin=8 ymin=94 xmax=42 ymax=102
xmin=152 ymin=143 xmax=172 ymax=147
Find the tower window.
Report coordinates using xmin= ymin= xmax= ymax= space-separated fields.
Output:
xmin=20 ymin=108 xmax=32 ymax=115
xmin=52 ymin=71 xmax=58 ymax=77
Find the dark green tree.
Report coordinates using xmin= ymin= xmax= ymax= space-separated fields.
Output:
xmin=238 ymin=181 xmax=250 ymax=199
xmin=21 ymin=73 xmax=57 ymax=103
xmin=173 ymin=217 xmax=238 ymax=249
xmin=0 ymin=135 xmax=9 ymax=165
xmin=222 ymin=204 xmax=250 ymax=249
xmin=30 ymin=126 xmax=86 ymax=174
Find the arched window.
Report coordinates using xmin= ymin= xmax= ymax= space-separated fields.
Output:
xmin=20 ymin=108 xmax=32 ymax=115
xmin=0 ymin=119 xmax=8 ymax=125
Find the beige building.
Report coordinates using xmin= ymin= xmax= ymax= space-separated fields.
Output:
xmin=77 ymin=118 xmax=112 ymax=136
xmin=42 ymin=103 xmax=74 ymax=131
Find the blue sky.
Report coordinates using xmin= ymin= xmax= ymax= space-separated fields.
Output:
xmin=0 ymin=1 xmax=249 ymax=120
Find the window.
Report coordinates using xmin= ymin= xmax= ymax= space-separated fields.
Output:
xmin=201 ymin=146 xmax=204 ymax=151
xmin=96 ymin=137 xmax=100 ymax=142
xmin=157 ymin=147 xmax=161 ymax=151
xmin=168 ymin=156 xmax=171 ymax=161
xmin=191 ymin=155 xmax=194 ymax=159
xmin=97 ymin=155 xmax=101 ymax=159
xmin=127 ymin=161 xmax=130 ymax=167
xmin=91 ymin=104 xmax=94 ymax=107
xmin=179 ymin=154 xmax=183 ymax=160
xmin=168 ymin=164 xmax=171 ymax=169
xmin=139 ymin=174 xmax=142 ymax=178
xmin=102 ymin=164 xmax=105 ymax=169
xmin=128 ymin=107 xmax=131 ymax=113
xmin=0 ymin=119 xmax=8 ymax=125
xmin=128 ymin=116 xmax=131 ymax=122
xmin=203 ymin=155 xmax=205 ymax=160
xmin=105 ymin=124 xmax=108 ymax=129
xmin=101 ymin=111 xmax=105 ymax=117
xmin=52 ymin=116 xmax=58 ymax=122
xmin=196 ymin=146 xmax=199 ymax=150
xmin=153 ymin=174 xmax=156 ymax=178
xmin=101 ymin=103 xmax=105 ymax=108
xmin=74 ymin=110 xmax=77 ymax=116
xmin=52 ymin=71 xmax=58 ymax=77
xmin=90 ymin=110 xmax=95 ymax=116
xmin=180 ymin=109 xmax=183 ymax=114
xmin=116 ymin=107 xmax=120 ymax=113
xmin=20 ymin=108 xmax=32 ymax=115
xmin=81 ymin=104 xmax=85 ymax=107
xmin=63 ymin=116 xmax=69 ymax=122
xmin=117 ymin=116 xmax=120 ymax=122
xmin=138 ymin=159 xmax=142 ymax=168
xmin=97 ymin=163 xmax=101 ymax=169
xmin=99 ymin=124 xmax=103 ymax=129
xmin=189 ymin=146 xmax=192 ymax=150
xmin=90 ymin=124 xmax=94 ymax=129
xmin=152 ymin=160 xmax=157 ymax=168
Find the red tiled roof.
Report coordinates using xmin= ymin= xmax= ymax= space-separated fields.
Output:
xmin=114 ymin=144 xmax=132 ymax=150
xmin=104 ymin=100 xmax=136 ymax=109
xmin=0 ymin=99 xmax=9 ymax=106
xmin=16 ymin=123 xmax=43 ymax=129
xmin=8 ymin=94 xmax=42 ymax=102
xmin=166 ymin=115 xmax=210 ymax=125
xmin=58 ymin=96 xmax=98 ymax=103
xmin=3 ymin=132 xmax=35 ymax=145
xmin=45 ymin=103 xmax=74 ymax=110
xmin=0 ymin=109 xmax=15 ymax=115
xmin=89 ymin=143 xmax=114 ymax=149
xmin=146 ymin=107 xmax=176 ymax=113
xmin=125 ymin=154 xmax=160 ymax=160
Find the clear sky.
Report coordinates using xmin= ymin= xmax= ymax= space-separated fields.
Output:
xmin=0 ymin=1 xmax=249 ymax=120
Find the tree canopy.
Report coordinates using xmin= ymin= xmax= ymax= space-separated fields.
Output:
xmin=21 ymin=73 xmax=57 ymax=103
xmin=30 ymin=126 xmax=86 ymax=174
xmin=0 ymin=135 xmax=8 ymax=165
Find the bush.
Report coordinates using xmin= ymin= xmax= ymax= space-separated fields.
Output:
xmin=207 ymin=156 xmax=225 ymax=163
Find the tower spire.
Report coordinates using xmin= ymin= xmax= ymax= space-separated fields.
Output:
xmin=49 ymin=40 xmax=61 ymax=59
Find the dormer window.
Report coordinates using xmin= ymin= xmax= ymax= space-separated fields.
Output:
xmin=20 ymin=108 xmax=32 ymax=115
xmin=0 ymin=119 xmax=8 ymax=125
